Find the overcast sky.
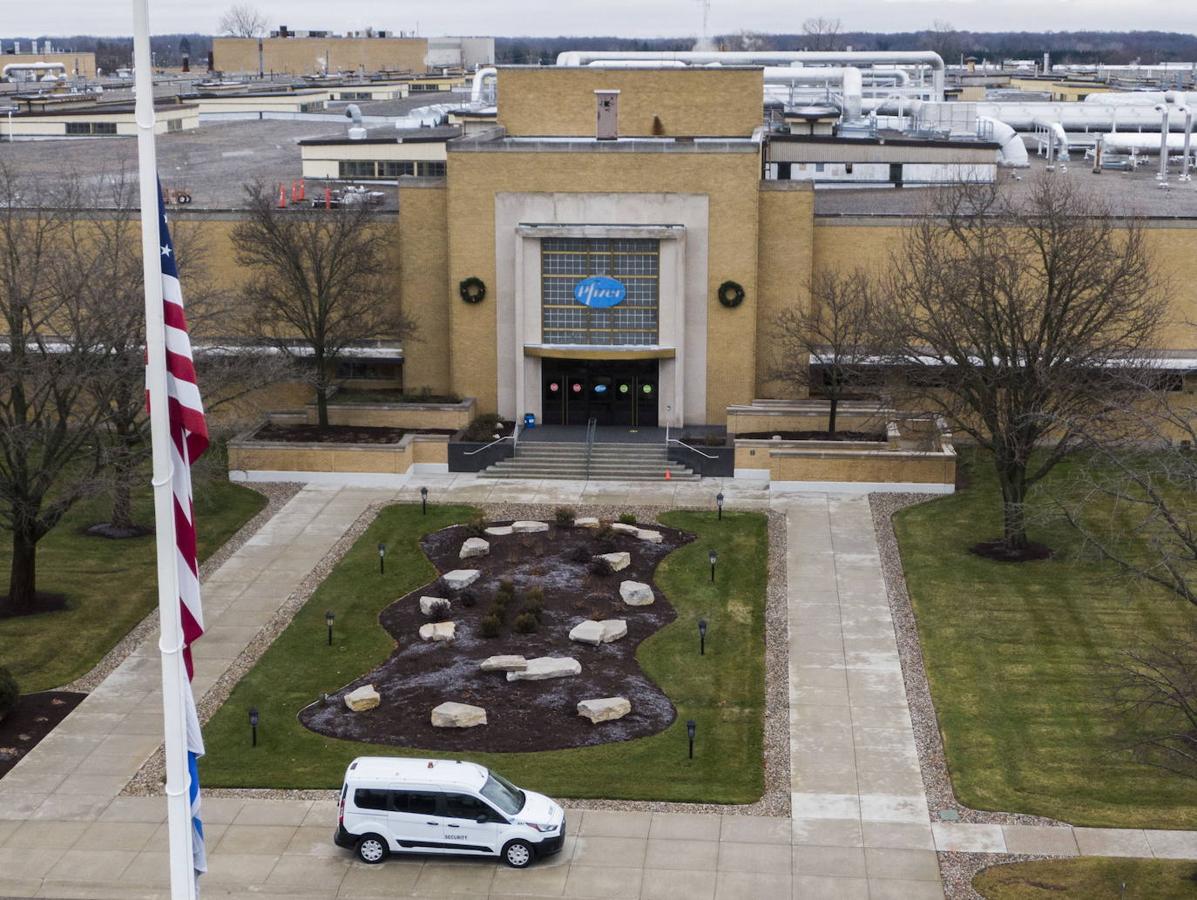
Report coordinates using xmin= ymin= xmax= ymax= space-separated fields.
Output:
xmin=9 ymin=0 xmax=1197 ymax=39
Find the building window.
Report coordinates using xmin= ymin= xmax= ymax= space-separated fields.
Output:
xmin=421 ymin=161 xmax=446 ymax=177
xmin=541 ymin=238 xmax=660 ymax=346
xmin=65 ymin=121 xmax=117 ymax=135
xmin=338 ymin=160 xmax=378 ymax=179
xmin=166 ymin=118 xmax=183 ymax=133
xmin=337 ymin=159 xmax=443 ymax=180
xmin=410 ymin=82 xmax=438 ymax=92
xmin=299 ymin=102 xmax=324 ymax=113
xmin=340 ymin=91 xmax=372 ymax=100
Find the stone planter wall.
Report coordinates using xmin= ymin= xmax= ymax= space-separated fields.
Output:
xmin=726 ymin=399 xmax=893 ymax=438
xmin=304 ymin=397 xmax=476 ymax=431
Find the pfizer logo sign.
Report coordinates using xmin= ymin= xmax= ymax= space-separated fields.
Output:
xmin=573 ymin=276 xmax=627 ymax=309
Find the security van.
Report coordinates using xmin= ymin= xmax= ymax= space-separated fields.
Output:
xmin=334 ymin=757 xmax=566 ymax=868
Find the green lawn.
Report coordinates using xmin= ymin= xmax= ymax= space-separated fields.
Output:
xmin=201 ymin=506 xmax=770 ymax=804
xmin=895 ymin=450 xmax=1197 ymax=829
xmin=974 ymin=857 xmax=1197 ymax=899
xmin=0 ymin=479 xmax=267 ymax=693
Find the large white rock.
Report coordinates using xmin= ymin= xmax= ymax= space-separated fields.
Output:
xmin=596 ymin=552 xmax=630 ymax=572
xmin=506 ymin=657 xmax=582 ymax=681
xmin=619 ymin=580 xmax=654 ymax=606
xmin=479 ymin=655 xmax=528 ymax=672
xmin=569 ymin=619 xmax=628 ymax=645
xmin=574 ymin=517 xmax=600 ymax=529
xmin=419 ymin=596 xmax=450 ymax=616
xmin=442 ymin=569 xmax=480 ymax=591
xmin=634 ymin=528 xmax=663 ymax=544
xmin=511 ymin=520 xmax=550 ymax=534
xmin=577 ymin=696 xmax=631 ymax=724
xmin=344 ymin=685 xmax=380 ymax=712
xmin=611 ymin=522 xmax=640 ymax=535
xmin=484 ymin=525 xmax=514 ymax=537
xmin=431 ymin=702 xmax=487 ymax=728
xmin=459 ymin=537 xmax=490 ymax=559
xmin=419 ymin=621 xmax=456 ymax=642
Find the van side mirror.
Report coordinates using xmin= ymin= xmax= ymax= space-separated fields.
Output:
xmin=476 ymin=814 xmax=489 ymax=824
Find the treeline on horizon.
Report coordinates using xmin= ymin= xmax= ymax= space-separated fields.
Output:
xmin=5 ymin=30 xmax=1197 ymax=72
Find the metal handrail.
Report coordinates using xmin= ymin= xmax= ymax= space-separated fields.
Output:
xmin=463 ymin=422 xmax=522 ymax=456
xmin=584 ymin=417 xmax=598 ymax=481
xmin=666 ymin=437 xmax=720 ymax=460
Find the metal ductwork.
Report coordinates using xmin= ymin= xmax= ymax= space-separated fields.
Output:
xmin=761 ymin=66 xmax=865 ymax=119
xmin=555 ymin=50 xmax=946 ymax=101
xmin=978 ymin=116 xmax=1030 ymax=167
xmin=470 ymin=66 xmax=497 ymax=104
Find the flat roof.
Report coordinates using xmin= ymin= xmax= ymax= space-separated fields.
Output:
xmin=814 ymin=155 xmax=1197 ymax=219
xmin=347 ymin=757 xmax=488 ymax=790
xmin=299 ymin=124 xmax=461 ymax=146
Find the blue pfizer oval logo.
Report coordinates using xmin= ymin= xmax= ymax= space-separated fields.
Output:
xmin=573 ymin=276 xmax=626 ymax=308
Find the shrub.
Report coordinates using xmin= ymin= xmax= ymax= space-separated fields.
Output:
xmin=459 ymin=591 xmax=477 ymax=609
xmin=498 ymin=578 xmax=515 ymax=595
xmin=423 ymin=599 xmax=451 ymax=621
xmin=479 ymin=615 xmax=502 ymax=638
xmin=525 ymin=586 xmax=544 ymax=604
xmin=568 ymin=544 xmax=593 ymax=564
xmin=462 ymin=412 xmax=503 ymax=442
xmin=463 ymin=512 xmax=488 ymax=538
xmin=618 ymin=512 xmax=637 ymax=525
xmin=493 ymin=590 xmax=514 ymax=610
xmin=513 ymin=612 xmax=539 ymax=634
xmin=554 ymin=506 xmax=577 ymax=526
xmin=523 ymin=596 xmax=545 ymax=622
xmin=589 ymin=557 xmax=613 ymax=577
xmin=0 ymin=666 xmax=18 ymax=723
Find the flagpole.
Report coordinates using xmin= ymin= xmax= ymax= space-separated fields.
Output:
xmin=131 ymin=3 xmax=198 ymax=897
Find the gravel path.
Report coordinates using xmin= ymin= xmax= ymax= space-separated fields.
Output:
xmin=57 ymin=482 xmax=301 ymax=694
xmin=128 ymin=499 xmax=791 ymax=819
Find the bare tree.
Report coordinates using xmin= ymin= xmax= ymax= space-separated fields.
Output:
xmin=0 ymin=167 xmax=112 ymax=616
xmin=880 ymin=175 xmax=1168 ymax=556
xmin=67 ymin=173 xmax=291 ymax=535
xmin=801 ymin=17 xmax=843 ymax=51
xmin=232 ymin=183 xmax=416 ymax=428
xmin=928 ymin=20 xmax=963 ymax=64
xmin=771 ymin=270 xmax=882 ymax=436
xmin=218 ymin=3 xmax=267 ymax=38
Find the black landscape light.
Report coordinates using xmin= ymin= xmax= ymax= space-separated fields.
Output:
xmin=420 ymin=485 xmax=429 ymax=514
xmin=708 ymin=548 xmax=718 ymax=583
xmin=378 ymin=541 xmax=386 ymax=575
xmin=716 ymin=492 xmax=724 ymax=520
xmin=249 ymin=707 xmax=259 ymax=748
xmin=325 ymin=609 xmax=336 ymax=646
xmin=686 ymin=719 xmax=697 ymax=759
xmin=698 ymin=618 xmax=708 ymax=656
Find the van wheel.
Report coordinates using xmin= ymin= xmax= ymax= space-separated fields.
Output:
xmin=502 ymin=839 xmax=534 ymax=868
xmin=356 ymin=834 xmax=389 ymax=864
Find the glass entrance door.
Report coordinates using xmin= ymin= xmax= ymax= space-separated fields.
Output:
xmin=541 ymin=360 xmax=659 ymax=428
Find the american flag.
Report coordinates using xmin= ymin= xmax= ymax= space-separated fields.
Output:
xmin=155 ymin=184 xmax=209 ymax=878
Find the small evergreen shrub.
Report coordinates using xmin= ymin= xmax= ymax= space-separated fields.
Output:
xmin=463 ymin=512 xmax=488 ymax=538
xmin=459 ymin=591 xmax=477 ymax=609
xmin=589 ymin=557 xmax=613 ymax=577
xmin=554 ymin=506 xmax=577 ymax=526
xmin=513 ymin=612 xmax=539 ymax=634
xmin=479 ymin=615 xmax=502 ymax=638
xmin=618 ymin=512 xmax=637 ymax=525
xmin=568 ymin=544 xmax=593 ymax=564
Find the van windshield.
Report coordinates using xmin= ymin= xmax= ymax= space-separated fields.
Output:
xmin=479 ymin=772 xmax=525 ymax=816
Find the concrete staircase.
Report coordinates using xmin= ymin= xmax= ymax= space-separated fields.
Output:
xmin=479 ymin=442 xmax=701 ymax=481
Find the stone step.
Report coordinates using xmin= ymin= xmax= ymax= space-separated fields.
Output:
xmin=479 ymin=470 xmax=701 ymax=481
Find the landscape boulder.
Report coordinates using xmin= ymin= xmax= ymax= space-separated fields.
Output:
xmin=595 ymin=551 xmax=631 ymax=572
xmin=479 ymin=655 xmax=528 ymax=672
xmin=419 ymin=596 xmax=451 ymax=617
xmin=569 ymin=619 xmax=628 ymax=645
xmin=634 ymin=528 xmax=663 ymax=544
xmin=431 ymin=702 xmax=487 ymax=728
xmin=459 ymin=537 xmax=490 ymax=559
xmin=344 ymin=685 xmax=380 ymax=712
xmin=511 ymin=520 xmax=550 ymax=534
xmin=484 ymin=525 xmax=514 ymax=537
xmin=611 ymin=522 xmax=640 ymax=535
xmin=574 ymin=517 xmax=600 ymax=529
xmin=577 ymin=696 xmax=631 ymax=724
xmin=418 ymin=621 xmax=456 ymax=642
xmin=442 ymin=569 xmax=480 ymax=591
xmin=619 ymin=580 xmax=655 ymax=606
xmin=506 ymin=657 xmax=582 ymax=681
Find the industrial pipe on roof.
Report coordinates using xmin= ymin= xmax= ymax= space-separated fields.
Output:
xmin=554 ymin=50 xmax=946 ymax=101
xmin=761 ymin=66 xmax=865 ymax=119
xmin=1032 ymin=119 xmax=1070 ymax=162
xmin=470 ymin=66 xmax=497 ymax=104
xmin=978 ymin=116 xmax=1030 ymax=167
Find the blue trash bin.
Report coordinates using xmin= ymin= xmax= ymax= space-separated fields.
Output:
xmin=523 ymin=413 xmax=536 ymax=429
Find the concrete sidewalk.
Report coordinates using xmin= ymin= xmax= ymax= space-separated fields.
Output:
xmin=2 ymin=481 xmax=1196 ymax=899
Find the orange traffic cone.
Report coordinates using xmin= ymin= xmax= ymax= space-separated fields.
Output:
xmin=297 ymin=179 xmax=306 ymax=201
xmin=664 ymin=469 xmax=672 ymax=481
xmin=277 ymin=183 xmax=287 ymax=208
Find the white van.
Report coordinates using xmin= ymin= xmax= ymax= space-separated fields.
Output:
xmin=333 ymin=757 xmax=566 ymax=868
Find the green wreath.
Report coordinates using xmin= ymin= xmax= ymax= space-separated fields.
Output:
xmin=459 ymin=276 xmax=487 ymax=304
xmin=717 ymin=280 xmax=745 ymax=309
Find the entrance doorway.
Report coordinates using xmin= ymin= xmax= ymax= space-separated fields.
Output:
xmin=541 ymin=359 xmax=659 ymax=427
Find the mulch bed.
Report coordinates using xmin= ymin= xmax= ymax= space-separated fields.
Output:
xmin=970 ymin=539 xmax=1054 ymax=563
xmin=253 ymin=424 xmax=457 ymax=444
xmin=0 ymin=592 xmax=68 ymax=619
xmin=737 ymin=430 xmax=886 ymax=442
xmin=300 ymin=520 xmax=692 ymax=753
xmin=0 ymin=691 xmax=86 ymax=779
